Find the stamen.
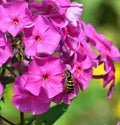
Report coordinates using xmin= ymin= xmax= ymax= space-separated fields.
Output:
xmin=35 ymin=35 xmax=41 ymax=42
xmin=42 ymin=74 xmax=48 ymax=80
xmin=13 ymin=18 xmax=19 ymax=25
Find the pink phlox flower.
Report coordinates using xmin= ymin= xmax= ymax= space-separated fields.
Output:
xmin=63 ymin=24 xmax=97 ymax=68
xmin=64 ymin=28 xmax=97 ymax=66
xmin=65 ymin=2 xmax=83 ymax=26
xmin=43 ymin=0 xmax=70 ymax=15
xmin=52 ymin=81 xmax=79 ymax=104
xmin=63 ymin=52 xmax=76 ymax=66
xmin=0 ymin=42 xmax=11 ymax=67
xmin=62 ymin=22 xmax=83 ymax=52
xmin=103 ymin=56 xmax=115 ymax=98
xmin=0 ymin=1 xmax=34 ymax=36
xmin=48 ymin=0 xmax=70 ymax=7
xmin=77 ymin=40 xmax=97 ymax=59
xmin=0 ymin=82 xmax=3 ymax=99
xmin=12 ymin=74 xmax=51 ymax=114
xmin=27 ymin=0 xmax=69 ymax=27
xmin=0 ymin=31 xmax=7 ymax=47
xmin=63 ymin=22 xmax=81 ymax=38
xmin=83 ymin=22 xmax=120 ymax=62
xmin=36 ymin=0 xmax=70 ymax=28
xmin=72 ymin=55 xmax=93 ymax=90
xmin=27 ymin=0 xmax=43 ymax=16
xmin=0 ymin=0 xmax=3 ymax=4
xmin=49 ymin=14 xmax=68 ymax=28
xmin=108 ymin=45 xmax=120 ymax=62
xmin=0 ymin=31 xmax=12 ymax=67
xmin=82 ymin=22 xmax=120 ymax=97
xmin=23 ymin=15 xmax=61 ymax=56
xmin=27 ymin=0 xmax=56 ymax=16
xmin=76 ymin=39 xmax=98 ymax=67
xmin=13 ymin=60 xmax=29 ymax=74
xmin=57 ymin=40 xmax=76 ymax=65
xmin=2 ymin=0 xmax=17 ymax=3
xmin=45 ymin=1 xmax=83 ymax=28
xmin=82 ymin=22 xmax=105 ymax=51
xmin=25 ymin=56 xmax=65 ymax=99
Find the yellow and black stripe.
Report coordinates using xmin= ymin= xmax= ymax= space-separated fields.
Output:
xmin=65 ymin=70 xmax=74 ymax=94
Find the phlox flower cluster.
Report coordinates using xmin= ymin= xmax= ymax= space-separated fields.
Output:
xmin=0 ymin=0 xmax=120 ymax=115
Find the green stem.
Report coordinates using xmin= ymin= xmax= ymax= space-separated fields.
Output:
xmin=0 ymin=107 xmax=2 ymax=124
xmin=1 ymin=67 xmax=6 ymax=78
xmin=20 ymin=112 xmax=24 ymax=125
xmin=0 ymin=115 xmax=15 ymax=125
xmin=27 ymin=115 xmax=37 ymax=125
xmin=17 ymin=32 xmax=25 ymax=125
xmin=6 ymin=66 xmax=17 ymax=77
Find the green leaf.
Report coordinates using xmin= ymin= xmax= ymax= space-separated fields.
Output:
xmin=26 ymin=102 xmax=69 ymax=125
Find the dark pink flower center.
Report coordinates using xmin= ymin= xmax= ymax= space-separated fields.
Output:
xmin=35 ymin=35 xmax=41 ymax=42
xmin=42 ymin=74 xmax=48 ymax=80
xmin=13 ymin=18 xmax=19 ymax=25
xmin=77 ymin=66 xmax=81 ymax=73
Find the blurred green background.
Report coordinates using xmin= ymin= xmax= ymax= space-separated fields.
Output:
xmin=0 ymin=0 xmax=120 ymax=125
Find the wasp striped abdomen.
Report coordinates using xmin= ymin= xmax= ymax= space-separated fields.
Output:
xmin=65 ymin=70 xmax=74 ymax=94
